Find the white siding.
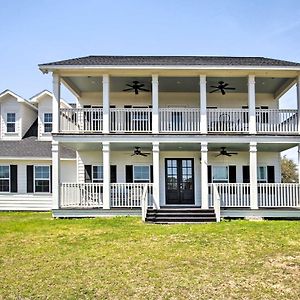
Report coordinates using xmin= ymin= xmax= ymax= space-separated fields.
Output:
xmin=21 ymin=103 xmax=37 ymax=137
xmin=37 ymin=94 xmax=53 ymax=141
xmin=0 ymin=95 xmax=21 ymax=140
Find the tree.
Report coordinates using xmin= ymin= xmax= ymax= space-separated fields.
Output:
xmin=281 ymin=155 xmax=298 ymax=183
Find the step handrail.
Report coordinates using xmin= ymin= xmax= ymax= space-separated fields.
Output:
xmin=141 ymin=184 xmax=149 ymax=222
xmin=213 ymin=184 xmax=221 ymax=222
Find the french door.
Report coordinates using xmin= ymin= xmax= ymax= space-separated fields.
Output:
xmin=165 ymin=159 xmax=194 ymax=205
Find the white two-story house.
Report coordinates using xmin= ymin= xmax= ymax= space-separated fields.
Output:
xmin=0 ymin=89 xmax=76 ymax=211
xmin=38 ymin=55 xmax=300 ymax=221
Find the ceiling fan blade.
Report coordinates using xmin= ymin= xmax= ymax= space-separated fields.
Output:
xmin=134 ymin=89 xmax=139 ymax=95
xmin=224 ymin=87 xmax=236 ymax=90
xmin=226 ymin=153 xmax=232 ymax=157
xmin=216 ymin=153 xmax=222 ymax=157
xmin=131 ymin=153 xmax=136 ymax=156
xmin=123 ymin=88 xmax=133 ymax=91
xmin=126 ymin=84 xmax=134 ymax=88
xmin=140 ymin=153 xmax=148 ymax=157
xmin=223 ymin=83 xmax=229 ymax=88
xmin=210 ymin=89 xmax=220 ymax=93
xmin=137 ymin=84 xmax=145 ymax=88
xmin=210 ymin=86 xmax=219 ymax=89
xmin=227 ymin=152 xmax=238 ymax=155
xmin=221 ymin=89 xmax=226 ymax=95
xmin=139 ymin=88 xmax=150 ymax=92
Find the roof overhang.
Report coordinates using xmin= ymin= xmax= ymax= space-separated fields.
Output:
xmin=30 ymin=90 xmax=72 ymax=108
xmin=0 ymin=90 xmax=38 ymax=110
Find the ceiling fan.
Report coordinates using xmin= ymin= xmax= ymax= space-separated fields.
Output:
xmin=210 ymin=81 xmax=236 ymax=95
xmin=131 ymin=147 xmax=150 ymax=157
xmin=123 ymin=81 xmax=150 ymax=95
xmin=216 ymin=147 xmax=238 ymax=157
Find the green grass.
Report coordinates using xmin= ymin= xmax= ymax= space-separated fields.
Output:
xmin=0 ymin=213 xmax=300 ymax=299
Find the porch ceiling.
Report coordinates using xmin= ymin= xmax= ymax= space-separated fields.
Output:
xmin=60 ymin=141 xmax=296 ymax=153
xmin=62 ymin=75 xmax=292 ymax=94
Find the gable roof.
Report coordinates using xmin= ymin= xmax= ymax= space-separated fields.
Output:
xmin=0 ymin=89 xmax=37 ymax=110
xmin=39 ymin=55 xmax=300 ymax=69
xmin=30 ymin=90 xmax=72 ymax=108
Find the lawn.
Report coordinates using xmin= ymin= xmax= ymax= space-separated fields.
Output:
xmin=0 ymin=213 xmax=299 ymax=300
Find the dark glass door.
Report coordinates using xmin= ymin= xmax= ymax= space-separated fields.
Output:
xmin=165 ymin=159 xmax=194 ymax=205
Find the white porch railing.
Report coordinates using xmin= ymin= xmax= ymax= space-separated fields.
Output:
xmin=256 ymin=109 xmax=298 ymax=133
xmin=207 ymin=108 xmax=249 ymax=132
xmin=258 ymin=183 xmax=300 ymax=207
xmin=60 ymin=183 xmax=103 ymax=208
xmin=209 ymin=183 xmax=251 ymax=207
xmin=60 ymin=108 xmax=103 ymax=133
xmin=110 ymin=183 xmax=153 ymax=208
xmin=110 ymin=108 xmax=152 ymax=132
xmin=159 ymin=108 xmax=201 ymax=132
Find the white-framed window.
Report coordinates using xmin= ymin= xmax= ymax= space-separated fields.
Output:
xmin=44 ymin=113 xmax=53 ymax=133
xmin=0 ymin=166 xmax=10 ymax=192
xmin=92 ymin=165 xmax=103 ymax=183
xmin=34 ymin=166 xmax=50 ymax=193
xmin=133 ymin=165 xmax=150 ymax=183
xmin=212 ymin=166 xmax=229 ymax=183
xmin=6 ymin=113 xmax=16 ymax=133
xmin=258 ymin=166 xmax=267 ymax=183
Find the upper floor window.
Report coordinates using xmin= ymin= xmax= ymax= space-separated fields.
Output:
xmin=133 ymin=165 xmax=150 ymax=183
xmin=34 ymin=166 xmax=50 ymax=193
xmin=7 ymin=113 xmax=16 ymax=133
xmin=92 ymin=165 xmax=103 ymax=183
xmin=0 ymin=166 xmax=9 ymax=192
xmin=44 ymin=113 xmax=53 ymax=133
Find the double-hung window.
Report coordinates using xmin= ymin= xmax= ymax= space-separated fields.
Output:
xmin=92 ymin=166 xmax=103 ymax=183
xmin=212 ymin=166 xmax=229 ymax=183
xmin=34 ymin=166 xmax=50 ymax=193
xmin=133 ymin=166 xmax=150 ymax=183
xmin=0 ymin=166 xmax=10 ymax=192
xmin=258 ymin=166 xmax=267 ymax=183
xmin=44 ymin=113 xmax=53 ymax=133
xmin=7 ymin=113 xmax=16 ymax=133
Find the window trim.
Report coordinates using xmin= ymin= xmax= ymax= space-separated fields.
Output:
xmin=257 ymin=166 xmax=268 ymax=183
xmin=92 ymin=165 xmax=103 ymax=183
xmin=212 ymin=165 xmax=229 ymax=183
xmin=6 ymin=112 xmax=16 ymax=133
xmin=0 ymin=165 xmax=10 ymax=193
xmin=43 ymin=112 xmax=53 ymax=133
xmin=133 ymin=165 xmax=150 ymax=183
xmin=34 ymin=165 xmax=51 ymax=193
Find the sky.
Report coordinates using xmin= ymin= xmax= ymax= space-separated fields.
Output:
xmin=0 ymin=0 xmax=300 ymax=159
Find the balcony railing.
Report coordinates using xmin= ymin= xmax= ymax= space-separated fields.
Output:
xmin=59 ymin=107 xmax=299 ymax=134
xmin=60 ymin=108 xmax=103 ymax=132
xmin=110 ymin=108 xmax=152 ymax=132
xmin=207 ymin=108 xmax=249 ymax=132
xmin=256 ymin=109 xmax=298 ymax=133
xmin=159 ymin=108 xmax=201 ymax=132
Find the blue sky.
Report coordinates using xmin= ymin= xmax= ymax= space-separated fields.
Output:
xmin=0 ymin=0 xmax=300 ymax=158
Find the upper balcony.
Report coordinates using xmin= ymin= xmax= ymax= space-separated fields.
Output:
xmin=51 ymin=73 xmax=300 ymax=136
xmin=59 ymin=107 xmax=298 ymax=134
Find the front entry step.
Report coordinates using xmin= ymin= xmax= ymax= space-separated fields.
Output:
xmin=146 ymin=208 xmax=217 ymax=223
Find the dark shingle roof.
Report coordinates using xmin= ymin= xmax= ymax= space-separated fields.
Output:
xmin=0 ymin=137 xmax=75 ymax=159
xmin=39 ymin=56 xmax=300 ymax=67
xmin=0 ymin=119 xmax=75 ymax=159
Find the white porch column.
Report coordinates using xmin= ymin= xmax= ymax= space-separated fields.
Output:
xmin=201 ymin=142 xmax=209 ymax=209
xmin=152 ymin=142 xmax=160 ymax=209
xmin=248 ymin=75 xmax=256 ymax=134
xmin=102 ymin=142 xmax=110 ymax=209
xmin=52 ymin=73 xmax=61 ymax=133
xmin=297 ymin=76 xmax=300 ymax=134
xmin=152 ymin=74 xmax=159 ymax=134
xmin=249 ymin=142 xmax=258 ymax=209
xmin=298 ymin=145 xmax=300 ymax=184
xmin=200 ymin=75 xmax=207 ymax=134
xmin=102 ymin=74 xmax=110 ymax=134
xmin=52 ymin=141 xmax=60 ymax=210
